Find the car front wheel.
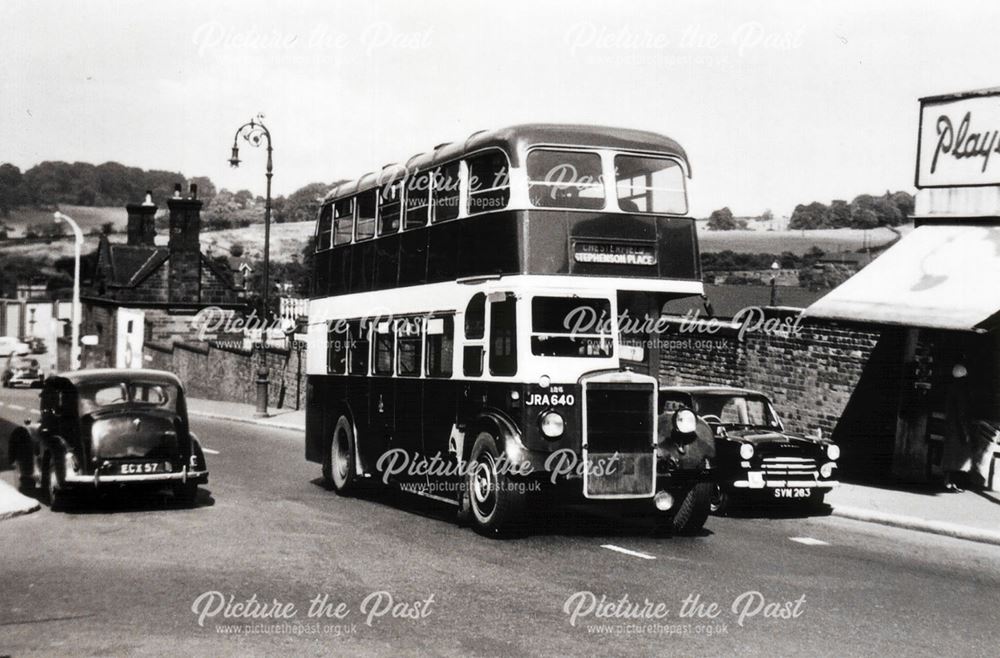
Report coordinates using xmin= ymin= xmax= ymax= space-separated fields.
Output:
xmin=44 ymin=456 xmax=69 ymax=511
xmin=655 ymin=482 xmax=712 ymax=536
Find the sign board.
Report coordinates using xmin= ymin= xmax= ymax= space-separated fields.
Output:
xmin=917 ymin=90 xmax=1000 ymax=188
xmin=573 ymin=242 xmax=657 ymax=266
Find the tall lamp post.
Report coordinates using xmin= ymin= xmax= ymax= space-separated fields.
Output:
xmin=229 ymin=114 xmax=273 ymax=417
xmin=53 ymin=212 xmax=83 ymax=370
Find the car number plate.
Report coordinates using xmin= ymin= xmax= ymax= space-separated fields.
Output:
xmin=119 ymin=462 xmax=169 ymax=475
xmin=773 ymin=487 xmax=812 ymax=499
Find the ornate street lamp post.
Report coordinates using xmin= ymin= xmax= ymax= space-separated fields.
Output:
xmin=229 ymin=114 xmax=273 ymax=417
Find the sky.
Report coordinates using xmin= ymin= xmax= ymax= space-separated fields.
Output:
xmin=2 ymin=0 xmax=999 ymax=218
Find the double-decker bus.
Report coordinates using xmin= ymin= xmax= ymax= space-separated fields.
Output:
xmin=305 ymin=124 xmax=715 ymax=536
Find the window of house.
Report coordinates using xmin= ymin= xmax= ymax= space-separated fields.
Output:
xmin=379 ymin=181 xmax=403 ymax=234
xmin=348 ymin=319 xmax=370 ymax=375
xmin=431 ymin=162 xmax=461 ymax=223
xmin=316 ymin=203 xmax=333 ymax=250
xmin=396 ymin=317 xmax=423 ymax=377
xmin=333 ymin=198 xmax=354 ymax=246
xmin=327 ymin=320 xmax=347 ymax=374
xmin=468 ymin=151 xmax=510 ymax=214
xmin=425 ymin=315 xmax=454 ymax=378
xmin=373 ymin=321 xmax=394 ymax=375
xmin=404 ymin=172 xmax=430 ymax=229
xmin=356 ymin=190 xmax=377 ymax=241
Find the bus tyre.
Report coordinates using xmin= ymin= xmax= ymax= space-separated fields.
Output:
xmin=658 ymin=482 xmax=712 ymax=536
xmin=467 ymin=432 xmax=525 ymax=537
xmin=323 ymin=416 xmax=358 ymax=496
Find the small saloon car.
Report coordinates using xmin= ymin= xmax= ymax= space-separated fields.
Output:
xmin=2 ymin=355 xmax=44 ymax=388
xmin=659 ymin=386 xmax=839 ymax=512
xmin=7 ymin=369 xmax=209 ymax=509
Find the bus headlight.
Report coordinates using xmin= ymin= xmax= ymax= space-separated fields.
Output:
xmin=539 ymin=411 xmax=564 ymax=439
xmin=538 ymin=375 xmax=551 ymax=389
xmin=826 ymin=444 xmax=840 ymax=460
xmin=739 ymin=443 xmax=755 ymax=460
xmin=673 ymin=409 xmax=697 ymax=434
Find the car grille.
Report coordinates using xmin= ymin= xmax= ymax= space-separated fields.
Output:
xmin=584 ymin=382 xmax=655 ymax=497
xmin=761 ymin=456 xmax=818 ymax=478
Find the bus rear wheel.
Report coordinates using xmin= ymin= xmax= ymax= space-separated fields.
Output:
xmin=323 ymin=416 xmax=358 ymax=496
xmin=466 ymin=432 xmax=525 ymax=537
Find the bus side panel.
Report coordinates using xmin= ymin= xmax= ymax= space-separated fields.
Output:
xmin=422 ymin=378 xmax=461 ymax=491
xmin=305 ymin=375 xmax=335 ymax=464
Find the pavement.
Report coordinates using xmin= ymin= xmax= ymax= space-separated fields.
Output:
xmin=2 ymin=405 xmax=999 ymax=655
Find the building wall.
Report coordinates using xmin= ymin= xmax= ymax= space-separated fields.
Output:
xmin=143 ymin=340 xmax=306 ymax=410
xmin=658 ymin=311 xmax=902 ymax=479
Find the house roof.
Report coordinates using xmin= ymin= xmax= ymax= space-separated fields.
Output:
xmin=95 ymin=237 xmax=236 ymax=291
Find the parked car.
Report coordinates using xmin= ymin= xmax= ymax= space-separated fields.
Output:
xmin=7 ymin=369 xmax=209 ymax=510
xmin=27 ymin=336 xmax=48 ymax=354
xmin=659 ymin=386 xmax=839 ymax=513
xmin=2 ymin=355 xmax=44 ymax=388
xmin=0 ymin=336 xmax=30 ymax=358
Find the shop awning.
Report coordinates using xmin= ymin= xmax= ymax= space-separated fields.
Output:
xmin=803 ymin=224 xmax=1000 ymax=331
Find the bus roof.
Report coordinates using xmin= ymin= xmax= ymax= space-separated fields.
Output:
xmin=323 ymin=123 xmax=691 ymax=202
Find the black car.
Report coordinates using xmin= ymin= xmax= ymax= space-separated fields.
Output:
xmin=7 ymin=369 xmax=209 ymax=509
xmin=659 ymin=386 xmax=839 ymax=513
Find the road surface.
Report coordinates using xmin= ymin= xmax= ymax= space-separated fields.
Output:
xmin=1 ymin=386 xmax=998 ymax=657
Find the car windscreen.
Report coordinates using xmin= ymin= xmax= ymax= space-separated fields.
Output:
xmin=78 ymin=381 xmax=178 ymax=415
xmin=530 ymin=296 xmax=613 ymax=358
xmin=691 ymin=394 xmax=781 ymax=429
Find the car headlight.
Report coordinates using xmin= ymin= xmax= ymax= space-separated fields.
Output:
xmin=739 ymin=443 xmax=755 ymax=460
xmin=826 ymin=444 xmax=840 ymax=461
xmin=673 ymin=409 xmax=697 ymax=434
xmin=820 ymin=462 xmax=835 ymax=478
xmin=539 ymin=411 xmax=564 ymax=439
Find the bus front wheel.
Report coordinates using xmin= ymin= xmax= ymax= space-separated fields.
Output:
xmin=466 ymin=432 xmax=526 ymax=537
xmin=323 ymin=416 xmax=358 ymax=496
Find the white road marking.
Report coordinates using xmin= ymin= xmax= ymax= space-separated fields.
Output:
xmin=789 ymin=537 xmax=830 ymax=546
xmin=28 ymin=409 xmax=40 ymax=415
xmin=202 ymin=448 xmax=220 ymax=455
xmin=601 ymin=544 xmax=657 ymax=560
xmin=8 ymin=404 xmax=25 ymax=411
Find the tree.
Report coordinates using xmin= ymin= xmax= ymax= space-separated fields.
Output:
xmin=707 ymin=207 xmax=743 ymax=231
xmin=100 ymin=221 xmax=115 ymax=236
xmin=760 ymin=208 xmax=774 ymax=223
xmin=0 ymin=163 xmax=26 ymax=216
xmin=789 ymin=202 xmax=830 ymax=230
xmin=229 ymin=243 xmax=245 ymax=258
xmin=827 ymin=200 xmax=851 ymax=228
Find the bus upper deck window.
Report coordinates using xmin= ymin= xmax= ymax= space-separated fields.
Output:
xmin=614 ymin=155 xmax=687 ymax=214
xmin=378 ymin=181 xmax=403 ymax=234
xmin=316 ymin=204 xmax=333 ymax=250
xmin=527 ymin=150 xmax=605 ymax=210
xmin=468 ymin=151 xmax=510 ymax=215
xmin=432 ymin=162 xmax=460 ymax=223
xmin=356 ymin=190 xmax=377 ymax=241
xmin=404 ymin=172 xmax=430 ymax=228
xmin=333 ymin=198 xmax=354 ymax=245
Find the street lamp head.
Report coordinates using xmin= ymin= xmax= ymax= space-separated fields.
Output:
xmin=229 ymin=145 xmax=241 ymax=168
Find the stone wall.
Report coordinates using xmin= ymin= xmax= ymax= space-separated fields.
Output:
xmin=658 ymin=310 xmax=903 ymax=479
xmin=144 ymin=340 xmax=307 ymax=410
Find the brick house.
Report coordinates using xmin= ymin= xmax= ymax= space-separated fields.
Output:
xmin=81 ymin=184 xmax=247 ymax=369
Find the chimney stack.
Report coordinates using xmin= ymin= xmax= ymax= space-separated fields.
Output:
xmin=166 ymin=182 xmax=204 ymax=302
xmin=125 ymin=190 xmax=157 ymax=246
